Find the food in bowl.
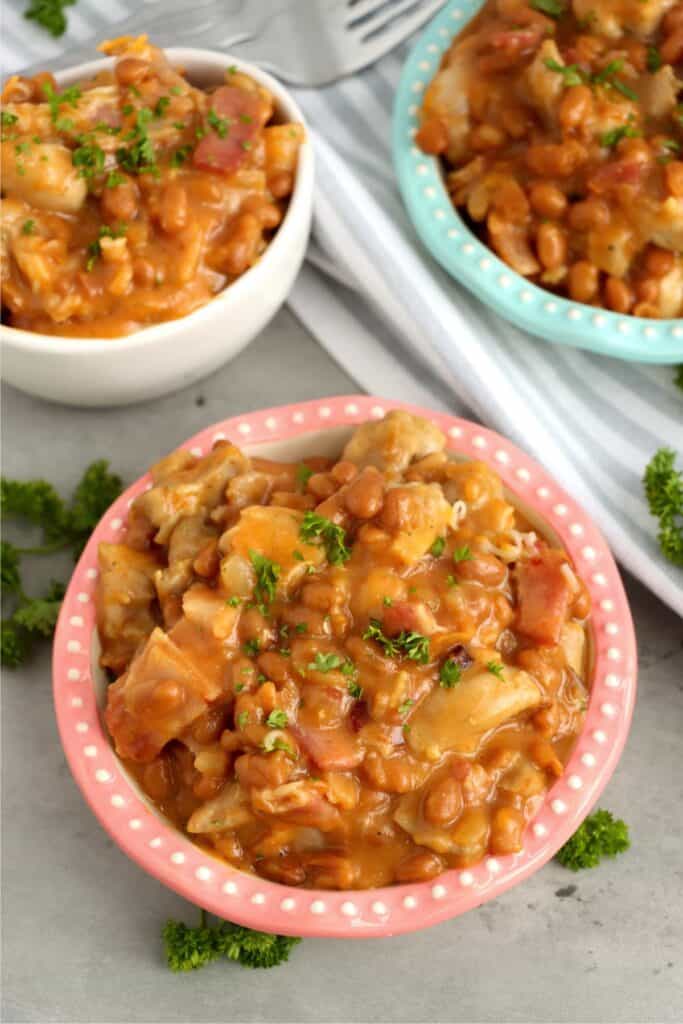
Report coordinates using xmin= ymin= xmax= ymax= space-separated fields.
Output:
xmin=0 ymin=36 xmax=304 ymax=337
xmin=415 ymin=0 xmax=683 ymax=318
xmin=97 ymin=411 xmax=592 ymax=890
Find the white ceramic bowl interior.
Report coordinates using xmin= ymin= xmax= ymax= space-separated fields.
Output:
xmin=1 ymin=49 xmax=314 ymax=407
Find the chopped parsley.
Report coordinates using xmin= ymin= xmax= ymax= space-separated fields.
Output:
xmin=600 ymin=122 xmax=640 ymax=148
xmin=446 ymin=574 xmax=458 ymax=587
xmin=154 ymin=96 xmax=171 ymax=118
xmin=105 ymin=170 xmax=126 ymax=188
xmin=85 ymin=223 xmax=127 ymax=271
xmin=439 ymin=659 xmax=462 ymax=688
xmin=226 ymin=596 xmax=241 ymax=607
xmin=236 ymin=711 xmax=249 ymax=729
xmin=262 ymin=734 xmax=296 ymax=757
xmin=398 ymin=698 xmax=414 ymax=716
xmin=296 ymin=463 xmax=314 ymax=490
xmin=243 ymin=638 xmax=260 ymax=657
xmin=249 ymin=550 xmax=280 ymax=608
xmin=1 ymin=111 xmax=18 ymax=129
xmin=429 ymin=536 xmax=446 ymax=557
xmin=362 ymin=619 xmax=430 ymax=664
xmin=530 ymin=0 xmax=565 ymax=17
xmin=382 ymin=596 xmax=393 ymax=606
xmin=265 ymin=709 xmax=288 ymax=728
xmin=544 ymin=58 xmax=584 ymax=87
xmin=592 ymin=59 xmax=638 ymax=101
xmin=21 ymin=220 xmax=35 ymax=236
xmin=295 ymin=622 xmax=308 ymax=634
xmin=347 ymin=679 xmax=363 ymax=699
xmin=116 ymin=107 xmax=157 ymax=176
xmin=646 ymin=46 xmax=662 ymax=72
xmin=207 ymin=107 xmax=231 ymax=138
xmin=72 ymin=140 xmax=105 ymax=181
xmin=42 ymin=82 xmax=81 ymax=124
xmin=300 ymin=511 xmax=350 ymax=566
xmin=486 ymin=661 xmax=505 ymax=679
xmin=307 ymin=651 xmax=344 ymax=673
xmin=170 ymin=145 xmax=193 ymax=167
xmin=453 ymin=546 xmax=472 ymax=563
xmin=292 ymin=549 xmax=304 ymax=562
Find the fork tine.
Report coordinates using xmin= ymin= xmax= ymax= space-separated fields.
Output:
xmin=349 ymin=0 xmax=444 ymax=39
xmin=345 ymin=0 xmax=397 ymax=25
xmin=357 ymin=0 xmax=446 ymax=47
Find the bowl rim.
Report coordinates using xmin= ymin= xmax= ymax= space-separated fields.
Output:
xmin=392 ymin=0 xmax=683 ymax=365
xmin=53 ymin=395 xmax=637 ymax=938
xmin=1 ymin=47 xmax=314 ymax=355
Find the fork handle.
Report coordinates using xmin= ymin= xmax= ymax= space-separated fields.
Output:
xmin=19 ymin=0 xmax=238 ymax=78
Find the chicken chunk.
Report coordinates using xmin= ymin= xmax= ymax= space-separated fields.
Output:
xmin=134 ymin=443 xmax=248 ymax=544
xmin=1 ymin=139 xmax=87 ymax=213
xmin=342 ymin=411 xmax=446 ymax=475
xmin=523 ymin=40 xmax=566 ymax=126
xmin=418 ymin=36 xmax=479 ymax=163
xmin=105 ymin=628 xmax=221 ymax=761
xmin=406 ymin=665 xmax=542 ymax=758
xmin=97 ymin=543 xmax=160 ymax=673
xmin=186 ymin=783 xmax=252 ymax=834
xmin=572 ymin=0 xmax=677 ymax=38
xmin=379 ymin=483 xmax=452 ymax=564
xmin=219 ymin=505 xmax=325 ymax=594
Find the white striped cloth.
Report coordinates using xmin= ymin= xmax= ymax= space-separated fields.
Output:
xmin=2 ymin=1 xmax=682 ymax=615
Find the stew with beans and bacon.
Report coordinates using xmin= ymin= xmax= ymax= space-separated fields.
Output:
xmin=416 ymin=0 xmax=683 ymax=317
xmin=99 ymin=412 xmax=591 ymax=890
xmin=0 ymin=37 xmax=303 ymax=337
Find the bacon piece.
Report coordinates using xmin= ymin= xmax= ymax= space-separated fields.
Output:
xmin=515 ymin=554 xmax=571 ymax=644
xmin=192 ymin=86 xmax=263 ymax=175
xmin=589 ymin=160 xmax=646 ymax=194
xmin=293 ymin=725 xmax=363 ymax=771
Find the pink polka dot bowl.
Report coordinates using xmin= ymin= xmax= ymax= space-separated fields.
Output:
xmin=53 ymin=396 xmax=637 ymax=938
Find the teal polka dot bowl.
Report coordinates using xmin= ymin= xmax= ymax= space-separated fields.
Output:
xmin=392 ymin=0 xmax=683 ymax=363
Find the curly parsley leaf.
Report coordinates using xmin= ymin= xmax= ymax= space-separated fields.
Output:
xmin=556 ymin=809 xmax=630 ymax=871
xmin=24 ymin=0 xmax=75 ymax=37
xmin=300 ymin=511 xmax=350 ymax=566
xmin=249 ymin=550 xmax=280 ymax=609
xmin=643 ymin=448 xmax=683 ymax=566
xmin=362 ymin=619 xmax=430 ymax=664
xmin=163 ymin=908 xmax=301 ymax=972
xmin=1 ymin=541 xmax=22 ymax=595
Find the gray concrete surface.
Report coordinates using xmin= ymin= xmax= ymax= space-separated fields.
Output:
xmin=2 ymin=308 xmax=682 ymax=1024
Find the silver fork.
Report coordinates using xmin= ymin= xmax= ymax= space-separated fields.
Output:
xmin=20 ymin=0 xmax=446 ymax=87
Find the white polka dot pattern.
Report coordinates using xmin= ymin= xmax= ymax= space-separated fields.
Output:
xmin=52 ymin=396 xmax=636 ymax=939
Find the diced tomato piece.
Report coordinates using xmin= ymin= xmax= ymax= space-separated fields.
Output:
xmin=293 ymin=725 xmax=363 ymax=771
xmin=515 ymin=554 xmax=571 ymax=645
xmin=192 ymin=86 xmax=262 ymax=175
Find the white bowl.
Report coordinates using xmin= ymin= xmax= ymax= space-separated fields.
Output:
xmin=1 ymin=49 xmax=314 ymax=407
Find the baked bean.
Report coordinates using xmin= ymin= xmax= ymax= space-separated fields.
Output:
xmin=661 ymin=26 xmax=683 ymax=63
xmin=257 ymin=856 xmax=307 ymax=886
xmin=529 ymin=739 xmax=563 ymax=777
xmin=415 ymin=117 xmax=448 ymax=154
xmin=633 ymin=301 xmax=660 ymax=318
xmin=101 ymin=180 xmax=138 ymax=223
xmin=344 ymin=467 xmax=385 ymax=519
xmin=192 ymin=706 xmax=229 ymax=744
xmin=30 ymin=72 xmax=57 ymax=100
xmin=537 ymin=222 xmax=567 ymax=271
xmin=423 ymin=775 xmax=463 ymax=826
xmin=526 ymin=141 xmax=586 ymax=177
xmin=222 ymin=213 xmax=262 ymax=276
xmin=469 ymin=124 xmax=506 ymax=151
xmin=490 ymin=806 xmax=525 ymax=855
xmin=269 ymin=170 xmax=294 ymax=198
xmin=492 ymin=179 xmax=530 ymax=224
xmin=241 ymin=605 xmax=275 ymax=649
xmin=307 ymin=472 xmax=336 ymax=500
xmin=532 ymin=702 xmax=560 ymax=737
xmin=3 ymin=76 xmax=33 ymax=102
xmin=301 ymin=580 xmax=336 ymax=611
xmin=195 ymin=747 xmax=229 ymax=777
xmin=193 ymin=774 xmax=224 ymax=800
xmin=331 ymin=460 xmax=358 ymax=486
xmin=604 ymin=276 xmax=634 ymax=314
xmin=453 ymin=553 xmax=506 ymax=587
xmin=568 ymin=261 xmax=599 ymax=303
xmin=635 ymin=278 xmax=659 ymax=304
xmin=142 ymin=756 xmax=175 ymax=801
xmin=644 ymin=247 xmax=675 ymax=279
xmin=529 ymin=183 xmax=567 ymax=220
xmin=664 ymin=162 xmax=683 ymax=198
xmin=132 ymin=258 xmax=156 ymax=286
xmin=395 ymin=851 xmax=443 ymax=883
xmin=568 ymin=198 xmax=610 ymax=232
xmin=159 ymin=183 xmax=188 ymax=235
xmin=115 ymin=57 xmax=150 ymax=86
xmin=193 ymin=538 xmax=219 ymax=578
xmin=559 ymin=85 xmax=594 ymax=133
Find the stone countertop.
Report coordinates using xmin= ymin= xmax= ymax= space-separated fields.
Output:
xmin=2 ymin=309 xmax=682 ymax=1024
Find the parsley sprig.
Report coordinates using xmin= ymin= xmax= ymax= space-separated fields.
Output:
xmin=249 ymin=550 xmax=280 ymax=610
xmin=1 ymin=461 xmax=122 ymax=667
xmin=163 ymin=908 xmax=300 ymax=971
xmin=556 ymin=809 xmax=629 ymax=871
xmin=299 ymin=511 xmax=350 ymax=566
xmin=643 ymin=448 xmax=683 ymax=565
xmin=24 ymin=0 xmax=75 ymax=37
xmin=363 ymin=619 xmax=430 ymax=664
